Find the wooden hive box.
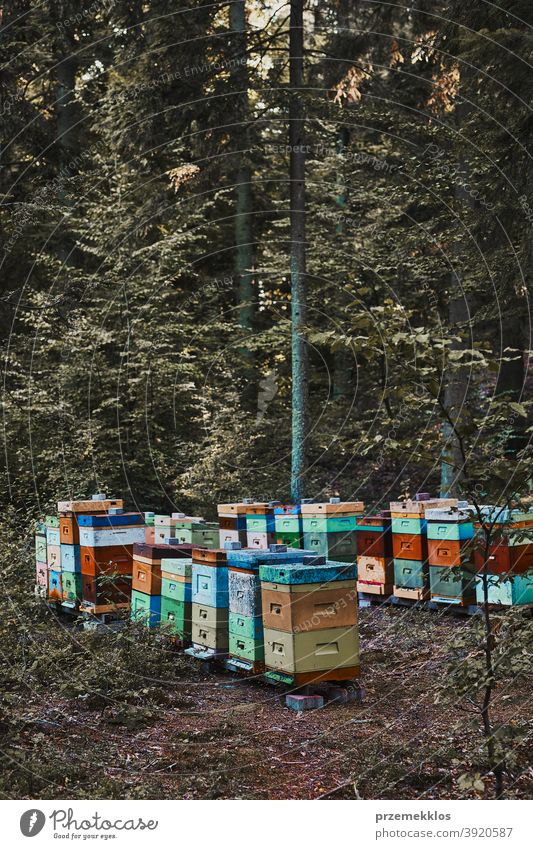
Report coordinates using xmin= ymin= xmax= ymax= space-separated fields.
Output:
xmin=261 ymin=583 xmax=357 ymax=633
xmin=263 ymin=626 xmax=359 ymax=675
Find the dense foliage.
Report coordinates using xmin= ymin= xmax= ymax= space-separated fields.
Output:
xmin=0 ymin=0 xmax=531 ymax=802
xmin=1 ymin=0 xmax=530 ymax=517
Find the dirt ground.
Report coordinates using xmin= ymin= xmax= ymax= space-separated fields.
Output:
xmin=15 ymin=604 xmax=533 ymax=800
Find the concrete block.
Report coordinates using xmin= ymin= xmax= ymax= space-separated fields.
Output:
xmin=285 ymin=694 xmax=324 ymax=712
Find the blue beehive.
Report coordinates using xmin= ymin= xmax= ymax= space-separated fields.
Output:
xmin=77 ymin=512 xmax=144 ymax=527
xmin=192 ymin=564 xmax=229 ymax=607
xmin=60 ymin=543 xmax=81 ymax=572
xmin=259 ymin=559 xmax=356 ymax=585
xmin=226 ymin=547 xmax=313 ymax=571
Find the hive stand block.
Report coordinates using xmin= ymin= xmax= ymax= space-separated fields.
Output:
xmin=311 ymin=679 xmax=365 ymax=704
xmin=286 ymin=694 xmax=324 ymax=712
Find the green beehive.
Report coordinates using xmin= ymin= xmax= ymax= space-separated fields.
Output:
xmin=274 ymin=516 xmax=301 ymax=535
xmin=476 ymin=572 xmax=533 ymax=606
xmin=246 ymin=516 xmax=272 ymax=533
xmin=302 ymin=515 xmax=359 ymax=534
xmin=228 ymin=611 xmax=262 ymax=640
xmin=393 ymin=558 xmax=428 ymax=589
xmin=429 ymin=565 xmax=476 ymax=599
xmin=303 ymin=530 xmax=357 ymax=561
xmin=45 ymin=515 xmax=60 ymax=528
xmin=391 ymin=516 xmax=426 ymax=535
xmin=161 ymin=576 xmax=191 ymax=603
xmin=160 ymin=596 xmax=192 ymax=639
xmin=161 ymin=558 xmax=192 ymax=579
xmin=275 ymin=531 xmax=302 ymax=548
xmin=62 ymin=572 xmax=83 ymax=604
xmin=228 ymin=632 xmax=264 ymax=662
xmin=35 ymin=535 xmax=47 ymax=564
xmin=172 ymin=525 xmax=219 ymax=548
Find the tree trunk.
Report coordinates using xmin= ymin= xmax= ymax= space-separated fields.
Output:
xmin=440 ymin=292 xmax=469 ymax=496
xmin=333 ymin=126 xmax=352 ymax=399
xmin=230 ymin=1 xmax=255 ymax=406
xmin=289 ymin=0 xmax=308 ymax=501
xmin=55 ymin=51 xmax=78 ymax=265
xmin=440 ymin=100 xmax=471 ymax=497
xmin=494 ymin=314 xmax=526 ymax=455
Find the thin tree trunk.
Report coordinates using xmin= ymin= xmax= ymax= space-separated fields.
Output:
xmin=495 ymin=315 xmax=526 ymax=455
xmin=230 ymin=1 xmax=255 ymax=405
xmin=440 ymin=100 xmax=471 ymax=497
xmin=333 ymin=125 xmax=352 ymax=399
xmin=289 ymin=0 xmax=308 ymax=501
xmin=440 ymin=292 xmax=469 ymax=496
xmin=55 ymin=52 xmax=78 ymax=264
xmin=477 ymin=513 xmax=505 ymax=798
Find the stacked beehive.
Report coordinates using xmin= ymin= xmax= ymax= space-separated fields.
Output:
xmin=36 ymin=496 xmax=134 ymax=609
xmin=45 ymin=515 xmax=62 ymax=601
xmin=131 ymin=542 xmax=194 ymax=627
xmin=35 ymin=520 xmax=48 ymax=598
xmin=260 ymin=556 xmax=359 ymax=686
xmin=390 ymin=497 xmax=457 ymax=601
xmin=76 ymin=500 xmax=145 ymax=613
xmin=356 ymin=512 xmax=393 ymax=596
xmin=144 ymin=512 xmax=155 ymax=544
xmin=274 ymin=503 xmax=304 ymax=548
xmin=217 ymin=502 xmax=248 ymax=548
xmin=225 ymin=544 xmax=314 ymax=673
xmin=153 ymin=513 xmax=219 ymax=548
xmin=187 ymin=547 xmax=230 ymax=659
xmin=426 ymin=506 xmax=476 ymax=606
xmin=246 ymin=502 xmax=278 ymax=549
xmin=302 ymin=499 xmax=364 ymax=562
xmin=474 ymin=508 xmax=533 ymax=606
xmin=160 ymin=555 xmax=193 ymax=641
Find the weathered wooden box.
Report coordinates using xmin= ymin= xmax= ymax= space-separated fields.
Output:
xmin=393 ymin=558 xmax=428 ymax=589
xmin=35 ymin=534 xmax=47 ymax=565
xmin=161 ymin=576 xmax=192 ymax=603
xmin=59 ymin=515 xmax=79 ymax=545
xmin=80 ymin=545 xmax=132 ymax=576
xmin=160 ymin=597 xmax=192 ymax=638
xmin=79 ymin=526 xmax=145 ymax=548
xmin=60 ymin=543 xmax=81 ymax=572
xmin=130 ymin=589 xmax=161 ymax=627
xmin=357 ymin=555 xmax=394 ymax=585
xmin=192 ymin=601 xmax=228 ymax=630
xmin=48 ymin=570 xmax=62 ymax=601
xmin=192 ymin=564 xmax=229 ymax=607
xmin=228 ymin=611 xmax=263 ymax=639
xmin=392 ymin=532 xmax=427 ymax=562
xmin=263 ymin=626 xmax=359 ymax=674
xmin=429 ymin=565 xmax=476 ymax=600
xmin=47 ymin=544 xmax=61 ymax=570
xmin=259 ymin=559 xmax=356 ymax=585
xmin=228 ymin=632 xmax=264 ymax=662
xmin=132 ymin=561 xmax=162 ymax=595
xmin=261 ymin=584 xmax=357 ymax=632
xmin=62 ymin=572 xmax=83 ymax=604
xmin=228 ymin=569 xmax=261 ymax=616
xmin=82 ymin=574 xmax=131 ymax=606
xmin=191 ymin=622 xmax=229 ymax=651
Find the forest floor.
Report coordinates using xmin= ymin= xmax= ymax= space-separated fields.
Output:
xmin=12 ymin=604 xmax=533 ymax=800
